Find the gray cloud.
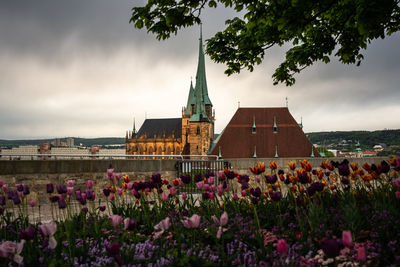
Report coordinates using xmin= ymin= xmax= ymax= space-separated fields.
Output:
xmin=0 ymin=1 xmax=399 ymax=139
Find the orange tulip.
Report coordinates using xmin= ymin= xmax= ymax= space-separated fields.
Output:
xmin=320 ymin=160 xmax=328 ymax=169
xmin=289 ymin=161 xmax=296 ymax=171
xmin=250 ymin=162 xmax=266 ymax=174
xmin=162 ymin=179 xmax=169 ymax=185
xmin=316 ymin=170 xmax=324 ymax=180
xmin=172 ymin=179 xmax=179 ymax=186
xmin=350 ymin=163 xmax=359 ymax=171
xmin=269 ymin=161 xmax=277 ymax=170
xmin=123 ymin=175 xmax=130 ymax=183
xmin=362 ymin=162 xmax=371 ymax=171
xmin=300 ymin=160 xmax=312 ymax=172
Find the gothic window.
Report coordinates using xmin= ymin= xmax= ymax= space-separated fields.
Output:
xmin=196 ymin=126 xmax=200 ymax=135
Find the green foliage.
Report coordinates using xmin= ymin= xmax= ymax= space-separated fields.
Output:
xmin=130 ymin=0 xmax=400 ymax=86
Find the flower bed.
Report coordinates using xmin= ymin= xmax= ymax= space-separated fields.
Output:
xmin=1 ymin=158 xmax=400 ymax=266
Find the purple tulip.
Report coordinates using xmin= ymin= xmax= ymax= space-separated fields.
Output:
xmin=103 ymin=188 xmax=111 ymax=197
xmin=58 ymin=198 xmax=66 ymax=209
xmin=180 ymin=174 xmax=191 ymax=184
xmin=49 ymin=195 xmax=59 ymax=203
xmin=0 ymin=196 xmax=5 ymax=206
xmin=86 ymin=190 xmax=95 ymax=201
xmin=270 ymin=192 xmax=282 ymax=202
xmin=22 ymin=185 xmax=30 ymax=195
xmin=19 ymin=226 xmax=35 ymax=241
xmin=56 ymin=185 xmax=67 ymax=194
xmin=16 ymin=184 xmax=24 ymax=192
xmin=99 ymin=206 xmax=106 ymax=212
xmin=46 ymin=184 xmax=54 ymax=194
xmin=75 ymin=189 xmax=82 ymax=201
xmin=322 ymin=239 xmax=340 ymax=258
xmin=13 ymin=196 xmax=21 ymax=205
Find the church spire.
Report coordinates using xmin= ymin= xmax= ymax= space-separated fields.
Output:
xmin=195 ymin=24 xmax=212 ymax=106
xmin=132 ymin=117 xmax=137 ymax=138
xmin=190 ymin=25 xmax=211 ymax=122
xmin=185 ymin=79 xmax=195 ymax=115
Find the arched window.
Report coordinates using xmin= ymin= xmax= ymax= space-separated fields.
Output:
xmin=196 ymin=126 xmax=200 ymax=135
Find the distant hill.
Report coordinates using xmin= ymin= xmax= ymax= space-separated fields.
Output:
xmin=307 ymin=129 xmax=400 ymax=147
xmin=0 ymin=137 xmax=125 ymax=148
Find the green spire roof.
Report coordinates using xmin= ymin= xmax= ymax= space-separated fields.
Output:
xmin=253 ymin=146 xmax=257 ymax=158
xmin=185 ymin=80 xmax=196 ymax=115
xmin=274 ymin=146 xmax=279 ymax=158
xmin=189 ymin=25 xmax=210 ymax=122
xmin=195 ymin=24 xmax=212 ymax=106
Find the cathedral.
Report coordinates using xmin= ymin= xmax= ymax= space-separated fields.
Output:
xmin=126 ymin=30 xmax=215 ymax=157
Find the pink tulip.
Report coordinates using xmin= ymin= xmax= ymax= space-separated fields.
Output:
xmin=0 ymin=180 xmax=3 ymax=187
xmin=117 ymin=188 xmax=123 ymax=196
xmin=161 ymin=192 xmax=169 ymax=201
xmin=0 ymin=240 xmax=25 ymax=264
xmin=208 ymin=192 xmax=215 ymax=200
xmin=203 ymin=184 xmax=210 ymax=191
xmin=217 ymin=170 xmax=226 ymax=180
xmin=29 ymin=200 xmax=35 ymax=207
xmin=233 ymin=193 xmax=239 ymax=200
xmin=39 ymin=222 xmax=57 ymax=249
xmin=393 ymin=177 xmax=400 ymax=189
xmin=182 ymin=214 xmax=201 ymax=228
xmin=182 ymin=192 xmax=187 ymax=200
xmin=107 ymin=168 xmax=114 ymax=179
xmin=241 ymin=190 xmax=247 ymax=197
xmin=154 ymin=217 xmax=170 ymax=231
xmin=81 ymin=193 xmax=87 ymax=201
xmin=179 ymin=179 xmax=184 ymax=186
xmin=357 ymin=247 xmax=366 ymax=262
xmin=196 ymin=181 xmax=204 ymax=190
xmin=2 ymin=184 xmax=8 ymax=192
xmin=170 ymin=187 xmax=177 ymax=196
xmin=395 ymin=191 xmax=400 ymax=200
xmin=256 ymin=176 xmax=261 ymax=183
xmin=127 ymin=182 xmax=133 ymax=190
xmin=114 ymin=174 xmax=121 ymax=181
xmin=211 ymin=184 xmax=216 ymax=191
xmin=109 ymin=195 xmax=115 ymax=201
xmin=277 ymin=239 xmax=288 ymax=255
xmin=217 ymin=184 xmax=224 ymax=195
xmin=85 ymin=180 xmax=94 ymax=189
xmin=109 ymin=215 xmax=123 ymax=227
xmin=66 ymin=180 xmax=75 ymax=187
xmin=67 ymin=187 xmax=74 ymax=195
xmin=342 ymin=230 xmax=352 ymax=247
xmin=211 ymin=211 xmax=229 ymax=238
xmin=208 ymin=176 xmax=214 ymax=184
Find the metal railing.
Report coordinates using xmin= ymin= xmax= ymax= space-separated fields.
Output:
xmin=175 ymin=159 xmax=231 ymax=193
xmin=0 ymin=154 xmax=219 ymax=161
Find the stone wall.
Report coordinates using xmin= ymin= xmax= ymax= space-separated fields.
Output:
xmin=0 ymin=159 xmax=177 ymax=205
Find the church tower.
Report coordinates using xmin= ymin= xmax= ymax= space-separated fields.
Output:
xmin=182 ymin=26 xmax=215 ymax=156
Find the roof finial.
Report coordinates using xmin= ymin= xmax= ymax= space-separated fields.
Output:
xmin=275 ymin=145 xmax=279 ymax=158
xmin=218 ymin=146 xmax=222 ymax=159
xmin=252 ymin=116 xmax=256 ymax=134
xmin=310 ymin=146 xmax=315 ymax=158
xmin=273 ymin=116 xmax=278 ymax=134
xmin=253 ymin=145 xmax=257 ymax=158
xmin=299 ymin=116 xmax=303 ymax=129
xmin=285 ymin=97 xmax=288 ymax=108
xmin=238 ymin=101 xmax=240 ymax=109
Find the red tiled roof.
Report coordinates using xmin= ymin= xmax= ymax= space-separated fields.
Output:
xmin=209 ymin=107 xmax=320 ymax=158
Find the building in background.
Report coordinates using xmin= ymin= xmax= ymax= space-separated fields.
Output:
xmin=126 ymin=29 xmax=215 ymax=157
xmin=66 ymin=137 xmax=74 ymax=147
xmin=209 ymin=107 xmax=319 ymax=158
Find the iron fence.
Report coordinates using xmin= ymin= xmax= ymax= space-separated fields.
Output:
xmin=175 ymin=160 xmax=231 ymax=193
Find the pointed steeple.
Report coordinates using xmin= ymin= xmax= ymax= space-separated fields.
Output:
xmin=190 ymin=25 xmax=210 ymax=122
xmin=218 ymin=146 xmax=222 ymax=159
xmin=273 ymin=116 xmax=278 ymax=134
xmin=185 ymin=79 xmax=196 ymax=115
xmin=299 ymin=117 xmax=303 ymax=129
xmin=310 ymin=146 xmax=315 ymax=158
xmin=274 ymin=146 xmax=279 ymax=158
xmin=195 ymin=24 xmax=212 ymax=106
xmin=132 ymin=117 xmax=137 ymax=138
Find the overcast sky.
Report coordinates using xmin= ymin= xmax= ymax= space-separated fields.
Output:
xmin=1 ymin=1 xmax=399 ymax=140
